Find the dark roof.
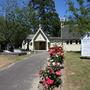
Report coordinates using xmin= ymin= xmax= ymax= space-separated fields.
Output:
xmin=61 ymin=25 xmax=81 ymax=40
xmin=49 ymin=25 xmax=81 ymax=41
xmin=26 ymin=25 xmax=81 ymax=41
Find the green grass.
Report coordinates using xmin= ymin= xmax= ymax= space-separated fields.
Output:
xmin=64 ymin=52 xmax=90 ymax=90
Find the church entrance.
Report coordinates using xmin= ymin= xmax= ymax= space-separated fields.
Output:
xmin=34 ymin=41 xmax=46 ymax=50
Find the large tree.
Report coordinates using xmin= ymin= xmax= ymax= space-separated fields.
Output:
xmin=0 ymin=0 xmax=34 ymax=50
xmin=14 ymin=6 xmax=36 ymax=48
xmin=67 ymin=0 xmax=90 ymax=35
xmin=28 ymin=0 xmax=61 ymax=37
xmin=0 ymin=0 xmax=20 ymax=51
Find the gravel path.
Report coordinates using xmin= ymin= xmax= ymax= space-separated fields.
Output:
xmin=0 ymin=51 xmax=49 ymax=90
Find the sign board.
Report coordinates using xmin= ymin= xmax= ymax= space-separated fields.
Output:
xmin=81 ymin=39 xmax=90 ymax=57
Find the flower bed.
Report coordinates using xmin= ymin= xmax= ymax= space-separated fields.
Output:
xmin=39 ymin=46 xmax=64 ymax=90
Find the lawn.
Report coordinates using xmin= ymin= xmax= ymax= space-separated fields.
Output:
xmin=64 ymin=52 xmax=90 ymax=90
xmin=0 ymin=54 xmax=31 ymax=69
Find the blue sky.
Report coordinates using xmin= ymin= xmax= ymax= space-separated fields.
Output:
xmin=0 ymin=0 xmax=68 ymax=17
xmin=54 ymin=0 xmax=68 ymax=18
xmin=0 ymin=0 xmax=75 ymax=18
xmin=18 ymin=0 xmax=69 ymax=18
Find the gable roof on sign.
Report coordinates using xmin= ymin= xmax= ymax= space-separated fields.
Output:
xmin=81 ymin=32 xmax=90 ymax=40
xmin=31 ymin=27 xmax=50 ymax=42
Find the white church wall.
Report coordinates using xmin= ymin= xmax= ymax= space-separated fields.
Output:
xmin=63 ymin=43 xmax=80 ymax=51
xmin=50 ymin=42 xmax=80 ymax=51
xmin=29 ymin=42 xmax=33 ymax=51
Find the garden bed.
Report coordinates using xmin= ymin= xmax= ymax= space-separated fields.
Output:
xmin=39 ymin=46 xmax=64 ymax=90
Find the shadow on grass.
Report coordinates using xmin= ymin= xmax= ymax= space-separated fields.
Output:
xmin=80 ymin=56 xmax=90 ymax=60
xmin=66 ymin=51 xmax=81 ymax=54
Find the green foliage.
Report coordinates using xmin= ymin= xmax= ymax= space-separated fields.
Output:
xmin=28 ymin=0 xmax=61 ymax=37
xmin=67 ymin=0 xmax=90 ymax=35
xmin=0 ymin=17 xmax=6 ymax=42
xmin=0 ymin=0 xmax=37 ymax=50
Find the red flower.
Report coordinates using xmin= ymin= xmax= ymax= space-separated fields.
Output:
xmin=46 ymin=77 xmax=54 ymax=85
xmin=49 ymin=49 xmax=56 ymax=57
xmin=55 ymin=70 xmax=62 ymax=76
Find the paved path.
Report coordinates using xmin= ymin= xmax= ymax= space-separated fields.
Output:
xmin=0 ymin=51 xmax=49 ymax=90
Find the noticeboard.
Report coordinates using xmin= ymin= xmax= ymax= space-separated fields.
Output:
xmin=81 ymin=39 xmax=90 ymax=57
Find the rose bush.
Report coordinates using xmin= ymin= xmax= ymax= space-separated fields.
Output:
xmin=39 ymin=46 xmax=64 ymax=90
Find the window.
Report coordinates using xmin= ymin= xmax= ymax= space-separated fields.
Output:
xmin=75 ymin=40 xmax=78 ymax=44
xmin=66 ymin=41 xmax=69 ymax=44
xmin=79 ymin=40 xmax=81 ymax=44
xmin=70 ymin=40 xmax=72 ymax=44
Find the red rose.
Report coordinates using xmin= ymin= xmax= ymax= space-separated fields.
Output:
xmin=46 ymin=77 xmax=54 ymax=85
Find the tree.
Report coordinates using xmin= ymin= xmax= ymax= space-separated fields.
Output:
xmin=0 ymin=16 xmax=6 ymax=43
xmin=0 ymin=0 xmax=34 ymax=50
xmin=28 ymin=0 xmax=61 ymax=37
xmin=0 ymin=0 xmax=19 ymax=51
xmin=67 ymin=0 xmax=90 ymax=35
xmin=14 ymin=6 xmax=35 ymax=48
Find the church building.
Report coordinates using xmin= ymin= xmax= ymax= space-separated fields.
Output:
xmin=22 ymin=26 xmax=50 ymax=51
xmin=22 ymin=25 xmax=81 ymax=51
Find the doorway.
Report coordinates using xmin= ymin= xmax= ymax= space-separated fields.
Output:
xmin=34 ymin=41 xmax=46 ymax=50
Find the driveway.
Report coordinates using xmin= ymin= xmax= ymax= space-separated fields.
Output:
xmin=0 ymin=51 xmax=49 ymax=90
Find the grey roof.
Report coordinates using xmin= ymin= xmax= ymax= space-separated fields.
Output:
xmin=61 ymin=25 xmax=81 ymax=40
xmin=49 ymin=25 xmax=81 ymax=41
xmin=26 ymin=25 xmax=81 ymax=41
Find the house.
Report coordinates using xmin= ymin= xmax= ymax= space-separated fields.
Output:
xmin=81 ymin=32 xmax=90 ymax=57
xmin=22 ymin=25 xmax=81 ymax=51
xmin=22 ymin=26 xmax=50 ymax=51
